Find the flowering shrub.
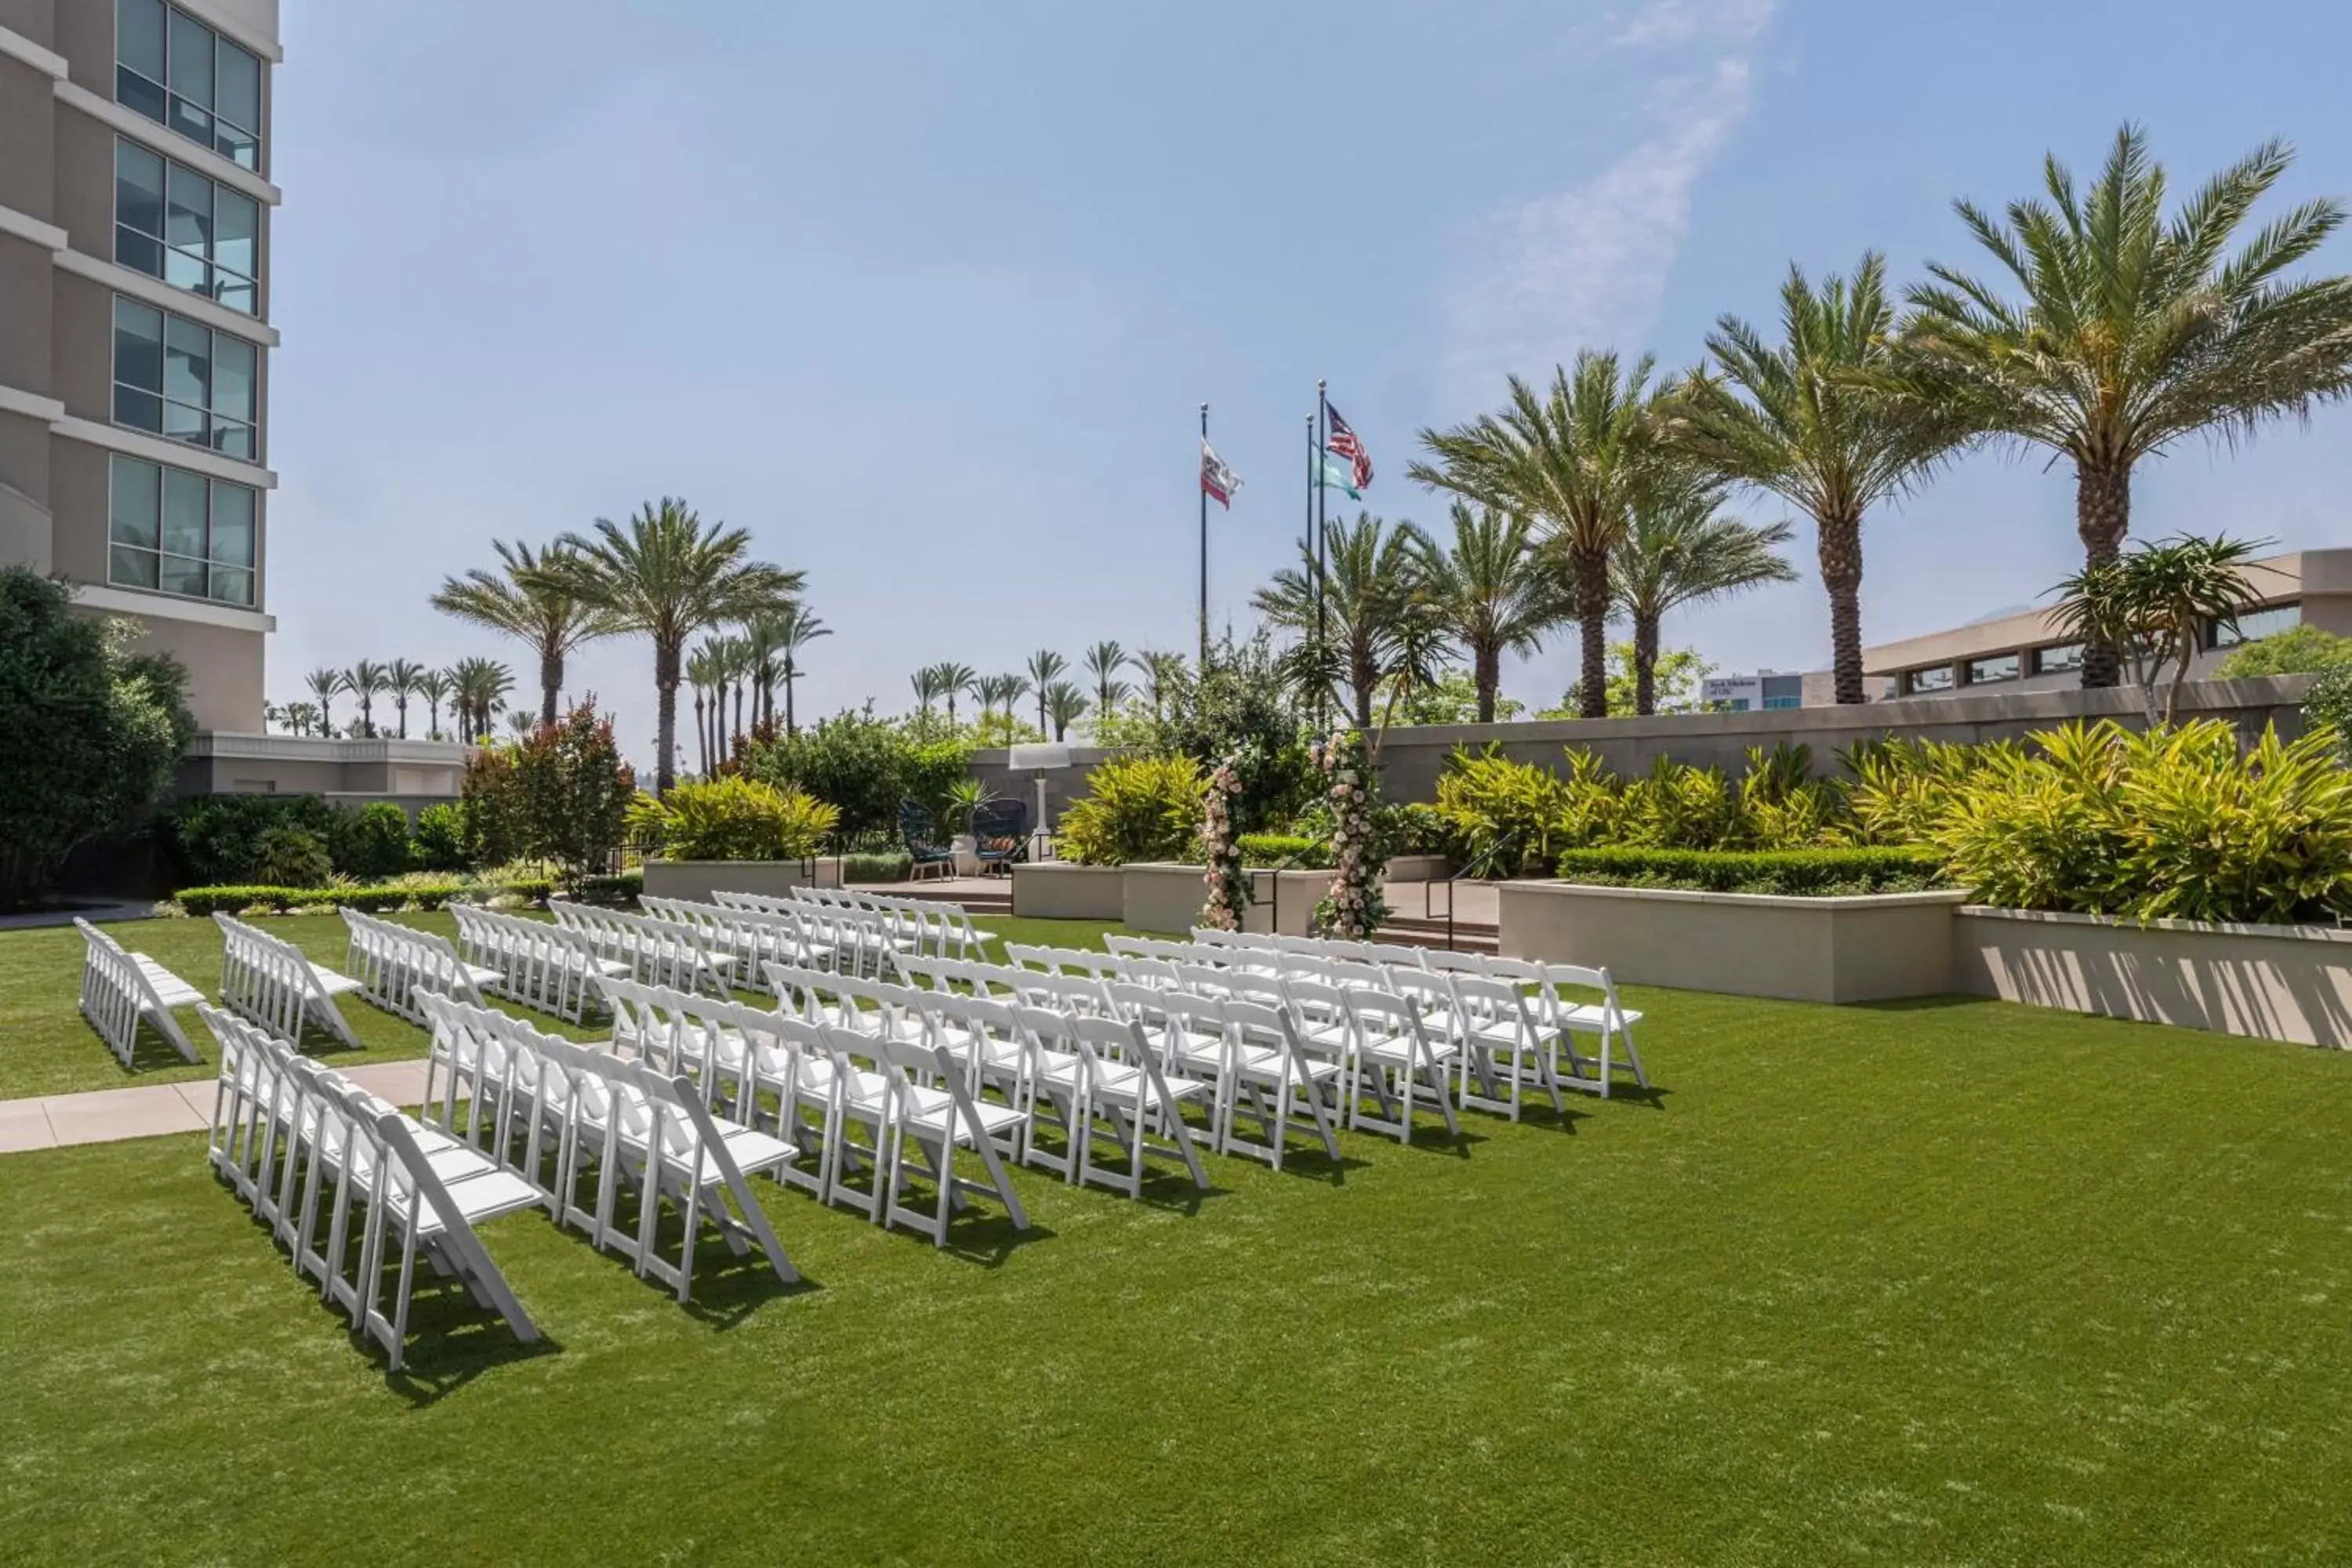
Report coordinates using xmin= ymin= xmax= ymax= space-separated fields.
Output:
xmin=1199 ymin=755 xmax=1250 ymax=931
xmin=1312 ymin=730 xmax=1388 ymax=938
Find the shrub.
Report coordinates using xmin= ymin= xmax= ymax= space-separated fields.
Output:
xmin=2306 ymin=667 xmax=2352 ymax=766
xmin=410 ymin=803 xmax=468 ymax=871
xmin=746 ymin=712 xmax=970 ymax=840
xmin=1057 ymin=755 xmax=1206 ymax=866
xmin=577 ymin=869 xmax=641 ymax=906
xmin=172 ymin=880 xmax=468 ymax=916
xmin=329 ymin=802 xmax=412 ymax=880
xmin=1381 ymin=801 xmax=1451 ymax=858
xmin=1433 ymin=746 xmax=1617 ymax=875
xmin=250 ymin=825 xmax=332 ymax=887
xmin=2212 ymin=623 xmax=2352 ymax=679
xmin=1236 ymin=832 xmax=1331 ymax=869
xmin=0 ymin=570 xmax=194 ymax=906
xmin=459 ymin=749 xmax=521 ymax=866
xmin=165 ymin=793 xmax=338 ymax=885
xmin=508 ymin=704 xmax=633 ymax=886
xmin=1555 ymin=847 xmax=1944 ymax=896
xmin=628 ymin=776 xmax=839 ymax=861
xmin=841 ymin=849 xmax=913 ymax=883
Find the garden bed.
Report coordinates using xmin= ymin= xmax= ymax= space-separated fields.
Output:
xmin=1011 ymin=862 xmax=1125 ymax=921
xmin=640 ymin=858 xmax=841 ymax=905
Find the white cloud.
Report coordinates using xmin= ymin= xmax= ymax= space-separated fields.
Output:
xmin=1437 ymin=2 xmax=1773 ymax=410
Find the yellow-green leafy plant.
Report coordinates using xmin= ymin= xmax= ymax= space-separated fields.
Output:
xmin=629 ymin=775 xmax=839 ymax=861
xmin=1617 ymin=756 xmax=1742 ymax=849
xmin=1433 ymin=745 xmax=1606 ymax=874
xmin=1056 ymin=754 xmax=1206 ymax=866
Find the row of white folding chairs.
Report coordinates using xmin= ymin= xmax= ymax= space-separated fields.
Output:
xmin=548 ymin=900 xmax=742 ymax=994
xmin=338 ymin=907 xmax=499 ymax=1025
xmin=900 ymin=952 xmax=1457 ymax=1150
xmin=201 ymin=1004 xmax=541 ymax=1371
xmin=639 ymin=894 xmax=899 ymax=983
xmin=74 ymin=916 xmax=202 ymax=1066
xmin=214 ymin=912 xmax=365 ymax=1048
xmin=1127 ymin=932 xmax=1649 ymax=1102
xmin=779 ymin=884 xmax=988 ymax=962
xmin=593 ymin=975 xmax=1036 ymax=1243
xmin=449 ymin=903 xmax=630 ymax=1024
xmin=416 ymin=992 xmax=798 ymax=1298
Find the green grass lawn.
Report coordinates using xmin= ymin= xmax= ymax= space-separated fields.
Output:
xmin=5 ymin=916 xmax=2352 ymax=1562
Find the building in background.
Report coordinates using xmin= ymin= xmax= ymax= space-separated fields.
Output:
xmin=1701 ymin=671 xmax=1809 ymax=712
xmin=1864 ymin=547 xmax=2350 ymax=701
xmin=1 ymin=0 xmax=280 ymax=734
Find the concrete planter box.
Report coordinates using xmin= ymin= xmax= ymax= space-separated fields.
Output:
xmin=640 ymin=857 xmax=841 ymax=906
xmin=1952 ymin=906 xmax=2352 ymax=1047
xmin=1120 ymin=863 xmax=1335 ymax=936
xmin=1498 ymin=880 xmax=1967 ymax=1004
xmin=1012 ymin=862 xmax=1126 ymax=921
xmin=1382 ymin=854 xmax=1451 ymax=884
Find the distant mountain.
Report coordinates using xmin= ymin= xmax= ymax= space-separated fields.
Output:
xmin=1962 ymin=603 xmax=2035 ymax=626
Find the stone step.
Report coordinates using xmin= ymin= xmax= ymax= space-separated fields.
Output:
xmin=1374 ymin=920 xmax=1500 ymax=954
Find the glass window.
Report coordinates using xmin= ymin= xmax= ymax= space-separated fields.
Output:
xmin=110 ymin=295 xmax=263 ymax=457
xmin=1762 ymin=695 xmax=1803 ymax=710
xmin=164 ymin=162 xmax=211 ymax=253
xmin=107 ymin=454 xmax=260 ymax=607
xmin=167 ymin=10 xmax=212 ymax=103
xmin=1965 ymin=653 xmax=2020 ymax=685
xmin=2209 ymin=603 xmax=2301 ymax=649
xmin=113 ymin=140 xmax=259 ymax=315
xmin=212 ymin=187 xmax=257 ymax=283
xmin=1904 ymin=666 xmax=1955 ymax=695
xmin=116 ymin=2 xmax=265 ymax=166
xmin=115 ymin=141 xmax=165 ymax=239
xmin=118 ymin=0 xmax=166 ymax=78
xmin=213 ymin=42 xmax=260 ymax=168
xmin=2033 ymin=643 xmax=2083 ymax=674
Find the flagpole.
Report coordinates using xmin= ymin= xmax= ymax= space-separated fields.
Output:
xmin=1315 ymin=379 xmax=1329 ymax=731
xmin=1198 ymin=402 xmax=1210 ymax=670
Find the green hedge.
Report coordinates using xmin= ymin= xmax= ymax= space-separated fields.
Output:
xmin=1236 ymin=832 xmax=1332 ymax=869
xmin=840 ymin=850 xmax=913 ymax=883
xmin=1554 ymin=846 xmax=1945 ymax=897
xmin=173 ymin=875 xmax=557 ymax=916
xmin=577 ymin=870 xmax=642 ymax=906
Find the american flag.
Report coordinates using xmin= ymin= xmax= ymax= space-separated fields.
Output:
xmin=1324 ymin=402 xmax=1374 ymax=490
xmin=1200 ymin=440 xmax=1241 ymax=509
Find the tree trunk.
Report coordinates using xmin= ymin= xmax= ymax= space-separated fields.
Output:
xmin=1573 ymin=545 xmax=1610 ymax=717
xmin=1475 ymin=641 xmax=1500 ymax=724
xmin=1633 ymin=612 xmax=1660 ymax=717
xmin=1819 ymin=509 xmax=1866 ymax=705
xmin=785 ymin=665 xmax=797 ymax=738
xmin=655 ymin=640 xmax=681 ymax=795
xmin=539 ymin=648 xmax=563 ymax=728
xmin=395 ymin=697 xmax=408 ymax=739
xmin=2076 ymin=458 xmax=2131 ymax=689
xmin=693 ymin=691 xmax=707 ymax=776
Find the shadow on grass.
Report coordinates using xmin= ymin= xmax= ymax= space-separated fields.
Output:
xmin=1848 ymin=993 xmax=2009 ymax=1014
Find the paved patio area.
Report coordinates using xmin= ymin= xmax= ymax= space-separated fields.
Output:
xmin=0 ymin=1059 xmax=427 ymax=1153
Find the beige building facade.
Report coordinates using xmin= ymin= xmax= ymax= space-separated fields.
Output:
xmin=1 ymin=0 xmax=280 ymax=733
xmin=1862 ymin=548 xmax=2351 ymax=701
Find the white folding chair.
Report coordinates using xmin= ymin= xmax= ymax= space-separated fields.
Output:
xmin=75 ymin=917 xmax=201 ymax=1067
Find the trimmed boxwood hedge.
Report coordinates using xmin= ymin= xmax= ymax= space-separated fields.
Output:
xmin=1236 ymin=833 xmax=1332 ymax=869
xmin=172 ymin=877 xmax=561 ymax=916
xmin=1553 ymin=846 xmax=1945 ymax=897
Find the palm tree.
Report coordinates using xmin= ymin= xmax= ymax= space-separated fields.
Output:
xmin=1668 ymin=253 xmax=1958 ymax=704
xmin=554 ymin=497 xmax=802 ymax=793
xmin=1025 ymin=649 xmax=1067 ymax=736
xmin=1253 ymin=512 xmax=1431 ymax=728
xmin=1083 ymin=641 xmax=1131 ymax=718
xmin=1610 ymin=479 xmax=1798 ymax=715
xmin=448 ymin=656 xmax=513 ymax=742
xmin=909 ymin=666 xmax=947 ymax=719
xmin=999 ymin=673 xmax=1033 ymax=726
xmin=343 ymin=659 xmax=388 ymax=738
xmin=935 ymin=662 xmax=977 ymax=727
xmin=2049 ymin=533 xmax=2268 ymax=722
xmin=383 ymin=658 xmax=426 ymax=739
xmin=1900 ymin=126 xmax=2352 ymax=688
xmin=1414 ymin=350 xmax=1659 ymax=717
xmin=506 ymin=710 xmax=535 ymax=737
xmin=283 ymin=700 xmax=319 ymax=737
xmin=1408 ymin=503 xmax=1571 ymax=723
xmin=304 ymin=666 xmax=340 ymax=737
xmin=686 ymin=641 xmax=723 ymax=775
xmin=1044 ymin=680 xmax=1091 ymax=741
xmin=1131 ymin=649 xmax=1187 ymax=721
xmin=430 ymin=539 xmax=620 ymax=726
xmin=763 ymin=603 xmax=829 ymax=738
xmin=417 ymin=668 xmax=452 ymax=739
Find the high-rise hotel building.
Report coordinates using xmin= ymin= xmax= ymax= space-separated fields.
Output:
xmin=1 ymin=0 xmax=278 ymax=732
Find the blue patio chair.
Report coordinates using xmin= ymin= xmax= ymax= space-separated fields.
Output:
xmin=971 ymin=799 xmax=1031 ymax=875
xmin=900 ymin=800 xmax=956 ymax=883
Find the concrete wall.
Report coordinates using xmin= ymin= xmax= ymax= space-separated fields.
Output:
xmin=641 ymin=858 xmax=841 ymax=905
xmin=1011 ymin=863 xmax=1126 ymax=921
xmin=174 ymin=735 xmax=474 ymax=798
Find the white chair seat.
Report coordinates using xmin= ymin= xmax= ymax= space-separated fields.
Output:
xmin=431 ymin=1166 xmax=546 ymax=1229
xmin=309 ymin=964 xmax=366 ymax=997
xmin=460 ymin=964 xmax=504 ymax=988
xmin=901 ymin=1085 xmax=1025 ymax=1145
xmin=713 ymin=1126 xmax=797 ymax=1177
xmin=1555 ymin=1002 xmax=1644 ymax=1030
xmin=135 ymin=956 xmax=205 ymax=1008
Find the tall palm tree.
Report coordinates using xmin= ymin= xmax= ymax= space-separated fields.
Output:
xmin=935 ymin=662 xmax=977 ymax=727
xmin=430 ymin=539 xmax=621 ymax=726
xmin=999 ymin=673 xmax=1033 ymax=726
xmin=1044 ymin=680 xmax=1091 ymax=741
xmin=1414 ymin=350 xmax=1659 ymax=717
xmin=763 ymin=603 xmax=829 ymax=738
xmin=554 ymin=497 xmax=802 ymax=793
xmin=343 ymin=659 xmax=388 ymax=738
xmin=1670 ymin=253 xmax=1959 ymax=704
xmin=1408 ymin=502 xmax=1571 ymax=723
xmin=1025 ymin=649 xmax=1067 ymax=736
xmin=506 ymin=710 xmax=535 ymax=737
xmin=1083 ymin=641 xmax=1131 ymax=718
xmin=383 ymin=658 xmax=426 ymax=739
xmin=686 ymin=641 xmax=724 ymax=775
xmin=417 ymin=668 xmax=452 ymax=739
xmin=1253 ymin=512 xmax=1431 ymax=728
xmin=304 ymin=666 xmax=340 ymax=737
xmin=1900 ymin=126 xmax=2352 ymax=688
xmin=1131 ymin=649 xmax=1186 ymax=721
xmin=1610 ymin=481 xmax=1798 ymax=715
xmin=448 ymin=656 xmax=513 ymax=742
xmin=909 ymin=666 xmax=947 ymax=719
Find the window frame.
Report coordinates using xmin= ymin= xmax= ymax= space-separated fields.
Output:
xmin=105 ymin=451 xmax=260 ymax=608
xmin=1963 ymin=652 xmax=2022 ymax=687
xmin=1902 ymin=666 xmax=1956 ymax=696
xmin=2031 ymin=643 xmax=2084 ymax=676
xmin=111 ymin=293 xmax=261 ymax=460
xmin=114 ymin=0 xmax=265 ymax=172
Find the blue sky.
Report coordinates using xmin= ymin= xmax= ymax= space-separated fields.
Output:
xmin=265 ymin=0 xmax=2352 ymax=761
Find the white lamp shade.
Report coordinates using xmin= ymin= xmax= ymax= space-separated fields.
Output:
xmin=1007 ymin=743 xmax=1073 ymax=771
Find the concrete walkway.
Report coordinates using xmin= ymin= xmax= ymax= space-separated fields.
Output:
xmin=0 ymin=1059 xmax=427 ymax=1154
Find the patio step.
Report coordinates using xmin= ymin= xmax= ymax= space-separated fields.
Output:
xmin=856 ymin=880 xmax=1013 ymax=915
xmin=1374 ymin=914 xmax=1500 ymax=954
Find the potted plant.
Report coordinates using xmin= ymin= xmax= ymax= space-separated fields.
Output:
xmin=942 ymin=778 xmax=994 ymax=877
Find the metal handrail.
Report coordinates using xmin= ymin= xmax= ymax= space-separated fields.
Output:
xmin=1416 ymin=831 xmax=1523 ymax=952
xmin=1244 ymin=840 xmax=1334 ymax=935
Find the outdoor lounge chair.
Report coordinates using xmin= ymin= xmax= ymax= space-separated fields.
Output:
xmin=970 ymin=798 xmax=1030 ymax=875
xmin=899 ymin=800 xmax=956 ymax=882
